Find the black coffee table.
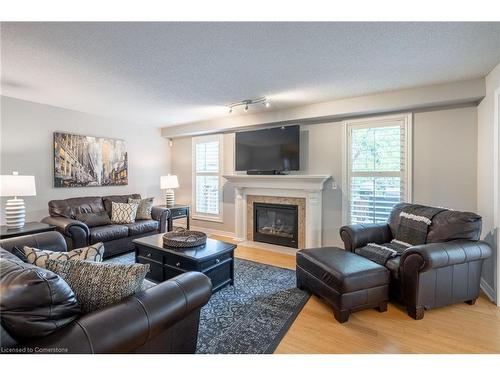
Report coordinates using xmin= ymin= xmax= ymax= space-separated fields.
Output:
xmin=133 ymin=233 xmax=236 ymax=292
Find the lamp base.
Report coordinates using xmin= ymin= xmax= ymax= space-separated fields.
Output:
xmin=165 ymin=189 xmax=175 ymax=208
xmin=5 ymin=198 xmax=26 ymax=228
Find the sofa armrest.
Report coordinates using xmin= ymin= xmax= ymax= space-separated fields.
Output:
xmin=339 ymin=223 xmax=392 ymax=252
xmin=27 ymin=271 xmax=212 ymax=353
xmin=41 ymin=216 xmax=90 ymax=248
xmin=151 ymin=206 xmax=171 ymax=233
xmin=400 ymin=240 xmax=492 ymax=273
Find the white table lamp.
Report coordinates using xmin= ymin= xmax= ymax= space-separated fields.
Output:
xmin=160 ymin=175 xmax=179 ymax=208
xmin=0 ymin=172 xmax=37 ymax=228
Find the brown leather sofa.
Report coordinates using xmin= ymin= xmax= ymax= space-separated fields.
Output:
xmin=339 ymin=203 xmax=492 ymax=319
xmin=41 ymin=194 xmax=170 ymax=258
xmin=0 ymin=232 xmax=212 ymax=353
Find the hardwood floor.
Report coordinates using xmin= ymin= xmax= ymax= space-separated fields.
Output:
xmin=212 ymin=235 xmax=500 ymax=354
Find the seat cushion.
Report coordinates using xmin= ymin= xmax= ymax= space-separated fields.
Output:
xmin=90 ymin=225 xmax=129 ymax=244
xmin=296 ymin=247 xmax=389 ymax=293
xmin=124 ymin=220 xmax=159 ymax=236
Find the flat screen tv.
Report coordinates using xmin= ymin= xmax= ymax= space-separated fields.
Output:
xmin=235 ymin=125 xmax=300 ymax=173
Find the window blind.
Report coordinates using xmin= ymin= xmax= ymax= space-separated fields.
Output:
xmin=347 ymin=119 xmax=409 ymax=224
xmin=192 ymin=135 xmax=223 ymax=220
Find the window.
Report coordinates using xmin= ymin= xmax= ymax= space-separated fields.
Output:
xmin=192 ymin=134 xmax=223 ymax=222
xmin=343 ymin=114 xmax=412 ymax=225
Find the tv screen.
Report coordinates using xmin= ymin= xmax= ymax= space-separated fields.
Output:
xmin=235 ymin=125 xmax=300 ymax=172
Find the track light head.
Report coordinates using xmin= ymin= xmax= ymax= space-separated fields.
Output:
xmin=228 ymin=107 xmax=233 ymax=114
xmin=244 ymin=104 xmax=249 ymax=112
xmin=265 ymin=101 xmax=270 ymax=108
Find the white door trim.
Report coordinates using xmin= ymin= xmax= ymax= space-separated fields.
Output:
xmin=494 ymin=87 xmax=500 ymax=306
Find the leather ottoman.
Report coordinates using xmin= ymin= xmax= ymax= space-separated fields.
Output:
xmin=296 ymin=247 xmax=389 ymax=323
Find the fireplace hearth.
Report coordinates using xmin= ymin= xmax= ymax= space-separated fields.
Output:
xmin=253 ymin=202 xmax=299 ymax=248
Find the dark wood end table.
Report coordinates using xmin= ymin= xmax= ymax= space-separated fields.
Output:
xmin=158 ymin=204 xmax=190 ymax=231
xmin=0 ymin=222 xmax=57 ymax=240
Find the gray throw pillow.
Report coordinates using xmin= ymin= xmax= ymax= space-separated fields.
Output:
xmin=128 ymin=197 xmax=154 ymax=220
xmin=75 ymin=212 xmax=111 ymax=227
xmin=45 ymin=259 xmax=149 ymax=313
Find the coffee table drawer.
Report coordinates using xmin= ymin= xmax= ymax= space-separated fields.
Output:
xmin=164 ymin=253 xmax=197 ymax=271
xmin=200 ymin=251 xmax=232 ymax=271
xmin=137 ymin=257 xmax=163 ymax=282
xmin=137 ymin=246 xmax=163 ymax=262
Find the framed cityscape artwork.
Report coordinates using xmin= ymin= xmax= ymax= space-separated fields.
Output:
xmin=53 ymin=132 xmax=128 ymax=187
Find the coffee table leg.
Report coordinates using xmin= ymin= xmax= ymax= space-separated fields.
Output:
xmin=230 ymin=251 xmax=235 ymax=285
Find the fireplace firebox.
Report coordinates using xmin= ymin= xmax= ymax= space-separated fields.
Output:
xmin=253 ymin=202 xmax=299 ymax=248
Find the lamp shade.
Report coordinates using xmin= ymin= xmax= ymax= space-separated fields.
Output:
xmin=0 ymin=173 xmax=36 ymax=197
xmin=160 ymin=175 xmax=179 ymax=189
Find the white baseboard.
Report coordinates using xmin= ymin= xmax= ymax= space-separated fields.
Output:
xmin=189 ymin=225 xmax=237 ymax=240
xmin=480 ymin=277 xmax=496 ymax=303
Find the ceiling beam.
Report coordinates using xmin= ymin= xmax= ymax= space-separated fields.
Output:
xmin=161 ymin=78 xmax=485 ymax=139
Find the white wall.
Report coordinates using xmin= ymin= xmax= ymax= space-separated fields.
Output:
xmin=477 ymin=61 xmax=500 ymax=299
xmin=0 ymin=96 xmax=171 ymax=223
xmin=171 ymin=106 xmax=478 ymax=248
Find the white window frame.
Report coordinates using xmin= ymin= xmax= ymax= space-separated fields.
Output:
xmin=191 ymin=134 xmax=224 ymax=222
xmin=342 ymin=113 xmax=413 ymax=225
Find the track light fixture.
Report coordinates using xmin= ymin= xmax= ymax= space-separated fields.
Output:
xmin=227 ymin=97 xmax=270 ymax=114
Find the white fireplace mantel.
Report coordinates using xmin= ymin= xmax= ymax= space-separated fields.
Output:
xmin=222 ymin=174 xmax=331 ymax=191
xmin=223 ymin=174 xmax=331 ymax=249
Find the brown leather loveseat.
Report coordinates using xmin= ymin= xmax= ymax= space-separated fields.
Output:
xmin=41 ymin=194 xmax=170 ymax=258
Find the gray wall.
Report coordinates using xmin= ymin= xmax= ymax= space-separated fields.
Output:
xmin=0 ymin=96 xmax=171 ymax=223
xmin=172 ymin=106 xmax=478 ymax=248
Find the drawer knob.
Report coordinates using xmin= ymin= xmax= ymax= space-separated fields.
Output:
xmin=146 ymin=253 xmax=152 ymax=257
xmin=176 ymin=262 xmax=181 ymax=267
xmin=215 ymin=258 xmax=220 ymax=263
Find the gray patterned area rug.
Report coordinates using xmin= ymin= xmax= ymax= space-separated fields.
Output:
xmin=106 ymin=253 xmax=310 ymax=354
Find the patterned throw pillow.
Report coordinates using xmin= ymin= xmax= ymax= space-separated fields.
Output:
xmin=128 ymin=197 xmax=154 ymax=220
xmin=111 ymin=201 xmax=139 ymax=224
xmin=23 ymin=243 xmax=105 ymax=268
xmin=45 ymin=259 xmax=149 ymax=313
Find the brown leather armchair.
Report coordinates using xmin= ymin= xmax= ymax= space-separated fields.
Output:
xmin=0 ymin=232 xmax=212 ymax=353
xmin=339 ymin=203 xmax=492 ymax=319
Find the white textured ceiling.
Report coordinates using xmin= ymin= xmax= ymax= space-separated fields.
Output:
xmin=2 ymin=22 xmax=500 ymax=127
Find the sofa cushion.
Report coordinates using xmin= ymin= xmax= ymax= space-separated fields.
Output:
xmin=103 ymin=194 xmax=141 ymax=216
xmin=90 ymin=225 xmax=129 ymax=244
xmin=124 ymin=220 xmax=159 ymax=236
xmin=296 ymin=247 xmax=389 ymax=293
xmin=23 ymin=243 xmax=105 ymax=268
xmin=48 ymin=196 xmax=106 ymax=219
xmin=46 ymin=259 xmax=149 ymax=313
xmin=75 ymin=212 xmax=112 ymax=227
xmin=388 ymin=203 xmax=482 ymax=243
xmin=0 ymin=249 xmax=80 ymax=342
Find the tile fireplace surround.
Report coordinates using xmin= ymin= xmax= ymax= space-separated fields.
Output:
xmin=223 ymin=175 xmax=331 ymax=250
